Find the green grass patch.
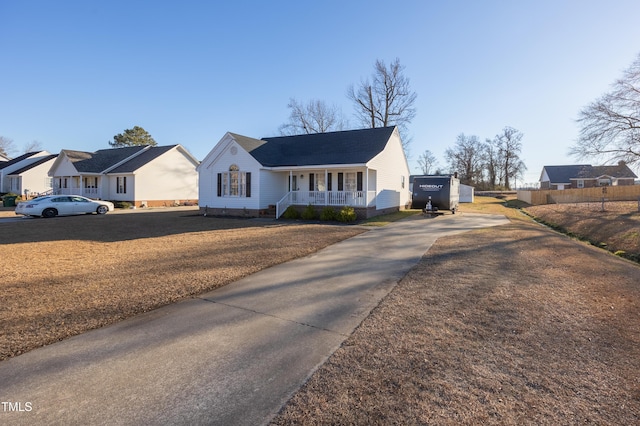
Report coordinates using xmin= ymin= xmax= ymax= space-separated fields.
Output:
xmin=360 ymin=210 xmax=420 ymax=226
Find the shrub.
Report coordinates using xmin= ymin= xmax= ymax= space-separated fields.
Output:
xmin=320 ymin=206 xmax=337 ymax=221
xmin=2 ymin=192 xmax=21 ymax=201
xmin=337 ymin=206 xmax=357 ymax=222
xmin=112 ymin=201 xmax=132 ymax=209
xmin=301 ymin=204 xmax=317 ymax=220
xmin=282 ymin=205 xmax=300 ymax=219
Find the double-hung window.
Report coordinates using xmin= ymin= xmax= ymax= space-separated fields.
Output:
xmin=309 ymin=173 xmax=326 ymax=191
xmin=337 ymin=172 xmax=363 ymax=191
xmin=117 ymin=177 xmax=127 ymax=194
xmin=84 ymin=177 xmax=98 ymax=188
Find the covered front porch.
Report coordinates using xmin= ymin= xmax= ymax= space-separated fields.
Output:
xmin=274 ymin=168 xmax=377 ymax=218
xmin=53 ymin=175 xmax=101 ymax=198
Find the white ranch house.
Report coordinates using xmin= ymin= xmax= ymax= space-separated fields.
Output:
xmin=0 ymin=151 xmax=56 ymax=196
xmin=49 ymin=144 xmax=199 ymax=207
xmin=198 ymin=126 xmax=411 ymax=219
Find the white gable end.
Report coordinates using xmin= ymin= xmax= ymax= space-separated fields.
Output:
xmin=367 ymin=129 xmax=411 ymax=209
xmin=132 ymin=147 xmax=199 ymax=202
xmin=199 ymin=134 xmax=263 ymax=209
xmin=49 ymin=153 xmax=79 ymax=177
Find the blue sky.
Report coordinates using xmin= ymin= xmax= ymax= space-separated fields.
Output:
xmin=2 ymin=0 xmax=639 ymax=185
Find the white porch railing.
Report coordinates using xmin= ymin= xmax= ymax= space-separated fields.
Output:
xmin=54 ymin=186 xmax=98 ymax=197
xmin=276 ymin=191 xmax=376 ymax=218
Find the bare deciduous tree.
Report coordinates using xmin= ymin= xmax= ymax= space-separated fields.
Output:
xmin=347 ymin=58 xmax=417 ymax=152
xmin=484 ymin=138 xmax=501 ymax=189
xmin=571 ymin=52 xmax=640 ymax=166
xmin=0 ymin=136 xmax=16 ymax=158
xmin=23 ymin=140 xmax=43 ymax=153
xmin=279 ymin=98 xmax=347 ymax=135
xmin=445 ymin=134 xmax=487 ymax=186
xmin=494 ymin=126 xmax=526 ymax=189
xmin=417 ymin=149 xmax=439 ymax=175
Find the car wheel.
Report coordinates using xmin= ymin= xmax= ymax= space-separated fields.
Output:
xmin=42 ymin=208 xmax=57 ymax=218
xmin=96 ymin=205 xmax=109 ymax=215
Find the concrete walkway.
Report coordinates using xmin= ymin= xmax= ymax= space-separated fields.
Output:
xmin=0 ymin=212 xmax=509 ymax=426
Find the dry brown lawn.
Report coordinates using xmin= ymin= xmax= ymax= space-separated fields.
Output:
xmin=526 ymin=201 xmax=640 ymax=261
xmin=2 ymin=199 xmax=640 ymax=424
xmin=0 ymin=208 xmax=365 ymax=360
xmin=272 ymin=198 xmax=640 ymax=425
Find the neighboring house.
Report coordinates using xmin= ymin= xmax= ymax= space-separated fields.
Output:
xmin=49 ymin=145 xmax=200 ymax=207
xmin=539 ymin=162 xmax=638 ymax=190
xmin=0 ymin=151 xmax=52 ymax=194
xmin=198 ymin=126 xmax=411 ymax=218
xmin=7 ymin=154 xmax=58 ymax=197
xmin=0 ymin=152 xmax=9 ymax=162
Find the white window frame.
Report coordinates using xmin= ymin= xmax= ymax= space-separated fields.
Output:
xmin=345 ymin=172 xmax=357 ymax=191
xmin=117 ymin=176 xmax=127 ymax=194
xmin=221 ymin=164 xmax=248 ymax=197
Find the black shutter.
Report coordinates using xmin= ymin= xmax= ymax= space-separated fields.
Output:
xmin=217 ymin=173 xmax=222 ymax=197
xmin=327 ymin=173 xmax=332 ymax=191
xmin=357 ymin=172 xmax=363 ymax=191
xmin=309 ymin=174 xmax=314 ymax=191
xmin=245 ymin=172 xmax=251 ymax=197
xmin=338 ymin=173 xmax=343 ymax=191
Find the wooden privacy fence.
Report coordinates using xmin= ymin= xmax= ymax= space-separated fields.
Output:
xmin=518 ymin=185 xmax=640 ymax=206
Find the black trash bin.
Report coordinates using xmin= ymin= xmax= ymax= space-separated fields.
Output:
xmin=2 ymin=196 xmax=17 ymax=207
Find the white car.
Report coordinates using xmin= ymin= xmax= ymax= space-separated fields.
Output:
xmin=15 ymin=195 xmax=115 ymax=218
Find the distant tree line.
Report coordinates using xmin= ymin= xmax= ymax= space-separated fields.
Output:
xmin=445 ymin=127 xmax=526 ymax=190
xmin=414 ymin=127 xmax=527 ymax=190
xmin=0 ymin=136 xmax=43 ymax=158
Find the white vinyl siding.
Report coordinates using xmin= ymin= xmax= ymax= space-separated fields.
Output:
xmin=368 ymin=129 xmax=410 ymax=210
xmin=198 ymin=136 xmax=262 ymax=210
xmin=134 ymin=147 xmax=198 ymax=202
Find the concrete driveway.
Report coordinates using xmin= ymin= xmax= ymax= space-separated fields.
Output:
xmin=0 ymin=212 xmax=509 ymax=426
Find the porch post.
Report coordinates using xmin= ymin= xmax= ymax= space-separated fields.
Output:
xmin=324 ymin=169 xmax=328 ymax=206
xmin=365 ymin=168 xmax=369 ymax=207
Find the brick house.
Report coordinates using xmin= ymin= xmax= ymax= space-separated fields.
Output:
xmin=539 ymin=162 xmax=637 ymax=190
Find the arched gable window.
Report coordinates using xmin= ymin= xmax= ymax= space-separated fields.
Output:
xmin=217 ymin=164 xmax=251 ymax=198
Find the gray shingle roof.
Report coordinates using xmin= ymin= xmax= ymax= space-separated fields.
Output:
xmin=109 ymin=145 xmax=177 ymax=173
xmin=542 ymin=164 xmax=638 ymax=182
xmin=7 ymin=155 xmax=58 ymax=175
xmin=236 ymin=127 xmax=397 ymax=167
xmin=0 ymin=152 xmax=43 ymax=170
xmin=542 ymin=165 xmax=591 ymax=183
xmin=590 ymin=164 xmax=638 ymax=179
xmin=64 ymin=146 xmax=147 ymax=173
